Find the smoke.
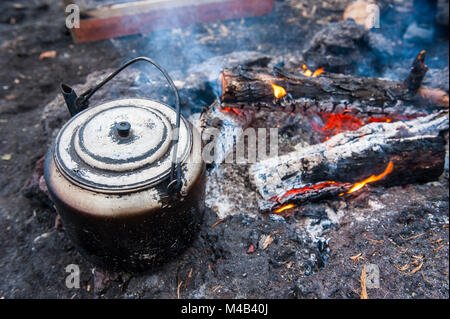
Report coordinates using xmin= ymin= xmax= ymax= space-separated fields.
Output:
xmin=108 ymin=1 xmax=276 ymax=70
xmin=361 ymin=0 xmax=448 ymax=80
xmin=105 ymin=2 xmax=277 ymax=115
xmin=104 ymin=0 xmax=448 ymax=115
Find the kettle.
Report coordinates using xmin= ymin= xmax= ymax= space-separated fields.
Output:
xmin=44 ymin=57 xmax=205 ymax=272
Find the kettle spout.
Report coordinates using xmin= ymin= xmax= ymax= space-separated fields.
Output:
xmin=61 ymin=83 xmax=80 ymax=117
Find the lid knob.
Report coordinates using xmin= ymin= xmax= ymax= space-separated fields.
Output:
xmin=115 ymin=121 xmax=131 ymax=138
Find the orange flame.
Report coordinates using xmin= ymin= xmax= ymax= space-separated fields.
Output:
xmin=271 ymin=83 xmax=286 ymax=98
xmin=302 ymin=64 xmax=324 ymax=77
xmin=347 ymin=161 xmax=394 ymax=194
xmin=274 ymin=203 xmax=295 ymax=214
xmin=312 ymin=67 xmax=324 ymax=77
xmin=367 ymin=116 xmax=392 ymax=123
xmin=315 ymin=113 xmax=365 ymax=134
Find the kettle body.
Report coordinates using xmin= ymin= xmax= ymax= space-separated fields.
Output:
xmin=44 ymin=58 xmax=205 ymax=272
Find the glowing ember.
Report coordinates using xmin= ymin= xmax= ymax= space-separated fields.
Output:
xmin=270 ymin=181 xmax=350 ymax=215
xmin=274 ymin=203 xmax=295 ymax=214
xmin=347 ymin=161 xmax=394 ymax=194
xmin=221 ymin=106 xmax=241 ymax=115
xmin=310 ymin=112 xmax=417 ymax=141
xmin=271 ymin=83 xmax=286 ymax=98
xmin=304 ymin=69 xmax=313 ymax=77
xmin=367 ymin=116 xmax=392 ymax=123
xmin=274 ymin=181 xmax=338 ymax=202
xmin=313 ymin=113 xmax=365 ymax=136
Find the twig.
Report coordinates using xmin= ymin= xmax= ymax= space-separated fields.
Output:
xmin=421 ymin=269 xmax=432 ymax=284
xmin=399 ymin=232 xmax=426 ymax=241
xmin=213 ymin=285 xmax=223 ymax=293
xmin=409 ymin=261 xmax=423 ymax=275
xmin=211 ymin=218 xmax=226 ymax=229
xmin=365 ymin=237 xmax=384 ymax=245
xmin=177 ymin=281 xmax=183 ymax=299
xmin=394 ymin=263 xmax=411 ymax=272
xmin=350 ymin=253 xmax=367 ymax=265
xmin=360 ymin=265 xmax=368 ymax=299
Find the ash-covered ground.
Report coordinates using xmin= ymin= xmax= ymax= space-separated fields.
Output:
xmin=0 ymin=0 xmax=448 ymax=298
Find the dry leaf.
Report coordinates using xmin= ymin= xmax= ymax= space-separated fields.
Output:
xmin=261 ymin=234 xmax=273 ymax=250
xmin=39 ymin=51 xmax=57 ymax=60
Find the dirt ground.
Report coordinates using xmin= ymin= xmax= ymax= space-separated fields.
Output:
xmin=0 ymin=0 xmax=448 ymax=299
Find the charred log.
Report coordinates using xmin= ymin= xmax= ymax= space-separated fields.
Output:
xmin=250 ymin=113 xmax=448 ymax=212
xmin=258 ymin=182 xmax=352 ymax=213
xmin=220 ymin=55 xmax=449 ymax=113
xmin=404 ymin=50 xmax=429 ymax=94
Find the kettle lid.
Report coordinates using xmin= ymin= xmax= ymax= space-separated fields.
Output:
xmin=54 ymin=98 xmax=192 ymax=194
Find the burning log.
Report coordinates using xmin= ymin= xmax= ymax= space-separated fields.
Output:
xmin=220 ymin=52 xmax=449 ymax=113
xmin=250 ymin=113 xmax=448 ymax=213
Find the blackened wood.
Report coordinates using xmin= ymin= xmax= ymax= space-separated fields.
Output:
xmin=404 ymin=50 xmax=429 ymax=94
xmin=220 ymin=64 xmax=449 ymax=112
xmin=258 ymin=183 xmax=351 ymax=213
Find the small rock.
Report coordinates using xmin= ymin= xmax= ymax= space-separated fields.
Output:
xmin=302 ymin=20 xmax=368 ymax=73
xmin=1 ymin=153 xmax=12 ymax=161
xmin=365 ymin=264 xmax=380 ymax=289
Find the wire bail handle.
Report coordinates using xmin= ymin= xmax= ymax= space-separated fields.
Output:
xmin=64 ymin=57 xmax=183 ymax=195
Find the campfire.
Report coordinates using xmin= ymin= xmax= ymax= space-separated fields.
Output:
xmin=9 ymin=0 xmax=448 ymax=300
xmin=217 ymin=49 xmax=448 ymax=217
